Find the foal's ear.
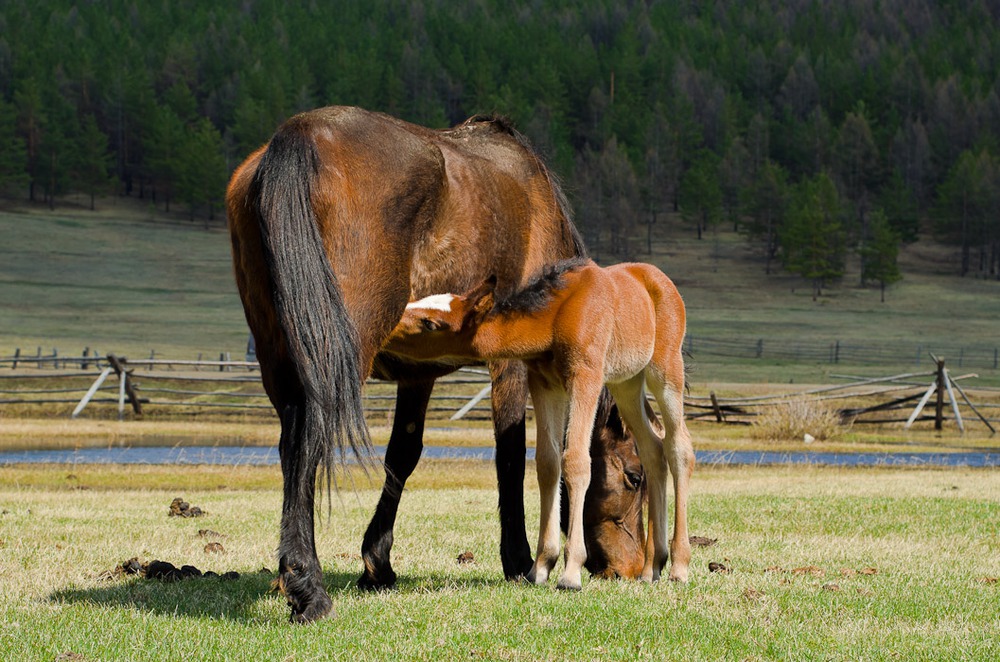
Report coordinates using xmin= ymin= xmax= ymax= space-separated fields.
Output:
xmin=461 ymin=275 xmax=497 ymax=329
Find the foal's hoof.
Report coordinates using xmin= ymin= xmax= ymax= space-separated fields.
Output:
xmin=288 ymin=591 xmax=333 ymax=624
xmin=556 ymin=578 xmax=583 ymax=591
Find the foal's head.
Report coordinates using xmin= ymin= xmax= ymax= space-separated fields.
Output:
xmin=384 ymin=277 xmax=497 ymax=361
xmin=561 ymin=394 xmax=648 ymax=580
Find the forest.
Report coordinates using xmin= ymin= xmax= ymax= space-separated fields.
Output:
xmin=1 ymin=0 xmax=999 ymax=288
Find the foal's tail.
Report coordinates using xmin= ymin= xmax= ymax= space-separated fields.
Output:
xmin=250 ymin=121 xmax=372 ymax=486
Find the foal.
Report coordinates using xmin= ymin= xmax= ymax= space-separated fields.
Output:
xmin=385 ymin=258 xmax=695 ymax=590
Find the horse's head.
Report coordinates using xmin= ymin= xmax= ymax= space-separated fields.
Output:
xmin=384 ymin=277 xmax=497 ymax=361
xmin=560 ymin=395 xmax=648 ymax=580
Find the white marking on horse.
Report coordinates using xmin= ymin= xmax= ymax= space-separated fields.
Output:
xmin=407 ymin=293 xmax=456 ymax=312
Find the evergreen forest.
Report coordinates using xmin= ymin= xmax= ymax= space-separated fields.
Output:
xmin=2 ymin=0 xmax=1000 ymax=286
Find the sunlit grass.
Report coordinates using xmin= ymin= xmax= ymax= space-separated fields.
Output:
xmin=1 ymin=464 xmax=998 ymax=660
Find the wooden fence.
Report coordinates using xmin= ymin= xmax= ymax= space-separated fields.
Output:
xmin=1 ymin=351 xmax=998 ymax=432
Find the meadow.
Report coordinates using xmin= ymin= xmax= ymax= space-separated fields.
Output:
xmin=4 ymin=198 xmax=1000 ymax=386
xmin=1 ymin=462 xmax=998 ymax=661
xmin=2 ymin=199 xmax=999 ymax=659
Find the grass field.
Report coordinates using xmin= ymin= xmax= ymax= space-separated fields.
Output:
xmin=1 ymin=463 xmax=998 ymax=660
xmin=3 ymin=197 xmax=1000 ymax=386
xmin=3 ymin=198 xmax=999 ymax=659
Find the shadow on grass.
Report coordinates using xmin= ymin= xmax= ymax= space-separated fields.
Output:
xmin=48 ymin=567 xmax=509 ymax=623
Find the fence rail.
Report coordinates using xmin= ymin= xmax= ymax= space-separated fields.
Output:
xmin=685 ymin=336 xmax=1000 ymax=370
xmin=1 ymin=351 xmax=998 ymax=432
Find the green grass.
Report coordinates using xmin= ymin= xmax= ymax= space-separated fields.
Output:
xmin=0 ymin=202 xmax=247 ymax=359
xmin=4 ymin=198 xmax=1000 ymax=385
xmin=1 ymin=464 xmax=998 ymax=660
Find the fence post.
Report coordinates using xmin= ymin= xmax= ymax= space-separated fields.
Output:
xmin=12 ymin=348 xmax=19 ymax=369
xmin=107 ymin=354 xmax=143 ymax=417
xmin=755 ymin=339 xmax=763 ymax=359
xmin=935 ymin=357 xmax=945 ymax=431
xmin=709 ymin=391 xmax=724 ymax=423
xmin=82 ymin=347 xmax=90 ymax=370
xmin=35 ymin=347 xmax=42 ymax=368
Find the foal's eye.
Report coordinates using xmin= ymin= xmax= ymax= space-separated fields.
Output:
xmin=624 ymin=470 xmax=644 ymax=490
xmin=421 ymin=318 xmax=439 ymax=331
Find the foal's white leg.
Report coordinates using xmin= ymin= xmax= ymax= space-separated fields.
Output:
xmin=609 ymin=377 xmax=669 ymax=582
xmin=558 ymin=376 xmax=603 ymax=591
xmin=648 ymin=367 xmax=695 ymax=582
xmin=525 ymin=381 xmax=566 ymax=585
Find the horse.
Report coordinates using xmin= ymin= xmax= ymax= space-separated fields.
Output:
xmin=385 ymin=258 xmax=695 ymax=589
xmin=225 ymin=106 xmax=645 ymax=621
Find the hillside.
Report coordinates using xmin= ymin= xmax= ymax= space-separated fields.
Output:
xmin=3 ymin=197 xmax=999 ymax=386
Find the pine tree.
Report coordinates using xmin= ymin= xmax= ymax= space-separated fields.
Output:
xmin=860 ymin=209 xmax=902 ymax=302
xmin=782 ymin=173 xmax=846 ymax=300
xmin=0 ymin=100 xmax=29 ymax=197
xmin=74 ymin=114 xmax=114 ymax=210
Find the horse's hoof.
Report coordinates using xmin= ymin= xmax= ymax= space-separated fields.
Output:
xmin=556 ymin=579 xmax=582 ymax=591
xmin=357 ymin=573 xmax=397 ymax=592
xmin=288 ymin=591 xmax=334 ymax=624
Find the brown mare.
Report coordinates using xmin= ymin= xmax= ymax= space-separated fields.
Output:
xmin=225 ymin=107 xmax=644 ymax=621
xmin=386 ymin=258 xmax=696 ymax=589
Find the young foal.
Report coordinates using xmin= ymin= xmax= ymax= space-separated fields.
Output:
xmin=385 ymin=258 xmax=695 ymax=589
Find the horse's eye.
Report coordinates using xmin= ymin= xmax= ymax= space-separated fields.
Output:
xmin=624 ymin=469 xmax=644 ymax=490
xmin=421 ymin=318 xmax=438 ymax=331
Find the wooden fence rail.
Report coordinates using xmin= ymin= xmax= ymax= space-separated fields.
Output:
xmin=1 ymin=353 xmax=997 ymax=431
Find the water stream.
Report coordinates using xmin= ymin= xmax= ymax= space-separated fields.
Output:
xmin=1 ymin=445 xmax=998 ymax=467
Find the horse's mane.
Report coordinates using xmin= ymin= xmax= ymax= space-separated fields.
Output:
xmin=458 ymin=114 xmax=587 ymax=259
xmin=493 ymin=257 xmax=591 ymax=316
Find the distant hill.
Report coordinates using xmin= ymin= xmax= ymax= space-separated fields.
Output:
xmin=3 ymin=196 xmax=998 ymax=385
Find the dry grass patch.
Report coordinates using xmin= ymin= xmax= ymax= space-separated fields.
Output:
xmin=749 ymin=398 xmax=847 ymax=443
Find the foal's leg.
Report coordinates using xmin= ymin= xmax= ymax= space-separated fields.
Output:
xmin=648 ymin=364 xmax=695 ymax=582
xmin=609 ymin=376 xmax=669 ymax=582
xmin=526 ymin=379 xmax=567 ymax=585
xmin=358 ymin=380 xmax=434 ymax=590
xmin=558 ymin=376 xmax=603 ymax=591
xmin=490 ymin=360 xmax=535 ymax=580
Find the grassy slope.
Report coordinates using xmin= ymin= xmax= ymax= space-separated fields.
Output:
xmin=3 ymin=197 xmax=1000 ymax=385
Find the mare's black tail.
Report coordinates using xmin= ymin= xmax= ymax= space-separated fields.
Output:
xmin=250 ymin=121 xmax=372 ymax=491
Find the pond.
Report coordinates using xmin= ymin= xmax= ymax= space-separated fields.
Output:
xmin=1 ymin=445 xmax=998 ymax=468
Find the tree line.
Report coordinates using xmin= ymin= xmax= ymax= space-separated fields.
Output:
xmin=1 ymin=0 xmax=999 ymax=288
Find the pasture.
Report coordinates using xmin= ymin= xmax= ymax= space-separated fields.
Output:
xmin=2 ymin=199 xmax=999 ymax=657
xmin=4 ymin=199 xmax=1000 ymax=385
xmin=1 ymin=462 xmax=998 ymax=660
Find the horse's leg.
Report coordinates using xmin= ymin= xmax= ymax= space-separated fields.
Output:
xmin=275 ymin=390 xmax=333 ymax=622
xmin=489 ymin=360 xmax=535 ymax=580
xmin=525 ymin=379 xmax=567 ymax=585
xmin=358 ymin=379 xmax=434 ymax=590
xmin=558 ymin=375 xmax=603 ymax=591
xmin=648 ymin=363 xmax=695 ymax=582
xmin=609 ymin=376 xmax=669 ymax=582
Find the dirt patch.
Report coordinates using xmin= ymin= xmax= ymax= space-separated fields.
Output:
xmin=456 ymin=551 xmax=474 ymax=564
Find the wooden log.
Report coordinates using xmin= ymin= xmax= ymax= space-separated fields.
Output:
xmin=107 ymin=354 xmax=143 ymax=417
xmin=72 ymin=367 xmax=114 ymax=418
xmin=904 ymin=381 xmax=938 ymax=430
xmin=949 ymin=377 xmax=996 ymax=434
xmin=710 ymin=391 xmax=724 ymax=422
xmin=935 ymin=358 xmax=945 ymax=431
xmin=942 ymin=367 xmax=964 ymax=432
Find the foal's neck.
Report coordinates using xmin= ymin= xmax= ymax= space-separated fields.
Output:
xmin=469 ymin=308 xmax=557 ymax=360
